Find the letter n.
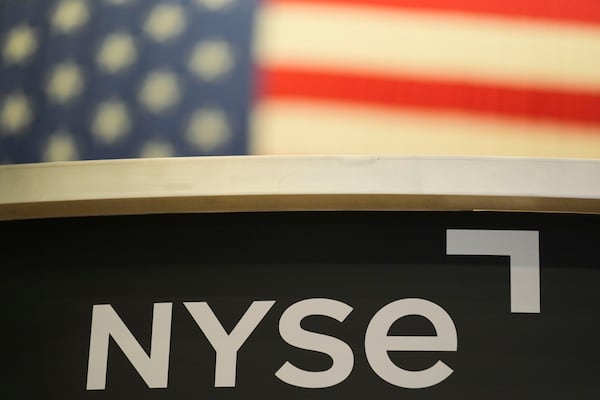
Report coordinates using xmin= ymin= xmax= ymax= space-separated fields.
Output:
xmin=86 ymin=303 xmax=172 ymax=390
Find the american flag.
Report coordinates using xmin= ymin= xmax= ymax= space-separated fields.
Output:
xmin=1 ymin=0 xmax=600 ymax=164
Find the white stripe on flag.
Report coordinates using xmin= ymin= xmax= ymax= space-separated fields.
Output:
xmin=252 ymin=100 xmax=600 ymax=157
xmin=256 ymin=3 xmax=600 ymax=91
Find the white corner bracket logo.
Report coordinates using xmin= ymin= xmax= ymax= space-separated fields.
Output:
xmin=446 ymin=229 xmax=540 ymax=313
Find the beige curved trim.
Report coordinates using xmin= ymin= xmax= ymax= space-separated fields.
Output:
xmin=1 ymin=156 xmax=599 ymax=220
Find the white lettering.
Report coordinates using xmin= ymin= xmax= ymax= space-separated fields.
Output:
xmin=184 ymin=301 xmax=275 ymax=387
xmin=275 ymin=298 xmax=354 ymax=388
xmin=364 ymin=298 xmax=457 ymax=389
xmin=86 ymin=303 xmax=172 ymax=390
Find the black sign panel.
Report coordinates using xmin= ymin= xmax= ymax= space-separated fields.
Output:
xmin=2 ymin=211 xmax=599 ymax=398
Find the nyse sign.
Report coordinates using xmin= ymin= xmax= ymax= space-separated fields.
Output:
xmin=86 ymin=230 xmax=540 ymax=391
xmin=2 ymin=212 xmax=599 ymax=398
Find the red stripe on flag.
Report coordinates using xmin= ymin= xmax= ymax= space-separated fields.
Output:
xmin=260 ymin=67 xmax=600 ymax=127
xmin=267 ymin=0 xmax=600 ymax=25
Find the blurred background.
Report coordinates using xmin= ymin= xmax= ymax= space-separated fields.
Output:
xmin=1 ymin=0 xmax=599 ymax=164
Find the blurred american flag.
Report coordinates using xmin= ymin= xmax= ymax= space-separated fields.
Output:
xmin=1 ymin=0 xmax=600 ymax=164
